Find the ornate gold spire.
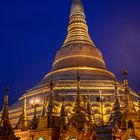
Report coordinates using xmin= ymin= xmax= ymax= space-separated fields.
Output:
xmin=1 ymin=86 xmax=9 ymax=127
xmin=16 ymin=97 xmax=29 ymax=130
xmin=50 ymin=0 xmax=111 ymax=75
xmin=71 ymin=0 xmax=84 ymax=14
xmin=122 ymin=68 xmax=134 ymax=112
xmin=47 ymin=81 xmax=56 ymax=128
xmin=73 ymin=70 xmax=85 ymax=113
xmin=60 ymin=97 xmax=67 ymax=127
xmin=0 ymin=86 xmax=17 ymax=139
xmin=63 ymin=0 xmax=94 ymax=47
xmin=110 ymin=82 xmax=122 ymax=125
xmin=47 ymin=81 xmax=55 ymax=116
xmin=22 ymin=97 xmax=28 ymax=127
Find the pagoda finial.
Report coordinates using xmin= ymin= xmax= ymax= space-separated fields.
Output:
xmin=0 ymin=85 xmax=18 ymax=139
xmin=47 ymin=81 xmax=55 ymax=116
xmin=110 ymin=82 xmax=122 ymax=125
xmin=60 ymin=97 xmax=67 ymax=126
xmin=63 ymin=0 xmax=94 ymax=47
xmin=76 ymin=69 xmax=82 ymax=106
xmin=73 ymin=69 xmax=85 ymax=113
xmin=0 ymin=85 xmax=17 ymax=138
xmin=23 ymin=97 xmax=28 ymax=122
xmin=16 ymin=96 xmax=29 ymax=130
xmin=71 ymin=0 xmax=84 ymax=15
xmin=22 ymin=97 xmax=29 ymax=130
xmin=122 ymin=66 xmax=128 ymax=86
xmin=122 ymin=68 xmax=134 ymax=112
xmin=47 ymin=80 xmax=55 ymax=128
xmin=1 ymin=85 xmax=9 ymax=126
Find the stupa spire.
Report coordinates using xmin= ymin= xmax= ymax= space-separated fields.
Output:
xmin=47 ymin=81 xmax=56 ymax=128
xmin=47 ymin=81 xmax=55 ymax=116
xmin=22 ymin=97 xmax=28 ymax=126
xmin=122 ymin=68 xmax=134 ymax=112
xmin=73 ymin=69 xmax=85 ymax=113
xmin=110 ymin=82 xmax=122 ymax=125
xmin=60 ymin=97 xmax=67 ymax=126
xmin=0 ymin=86 xmax=17 ymax=139
xmin=51 ymin=0 xmax=109 ymax=73
xmin=75 ymin=70 xmax=82 ymax=107
xmin=71 ymin=0 xmax=84 ymax=14
xmin=63 ymin=0 xmax=94 ymax=47
xmin=1 ymin=86 xmax=10 ymax=126
xmin=16 ymin=97 xmax=29 ymax=130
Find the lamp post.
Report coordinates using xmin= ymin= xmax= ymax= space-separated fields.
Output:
xmin=30 ymin=98 xmax=40 ymax=130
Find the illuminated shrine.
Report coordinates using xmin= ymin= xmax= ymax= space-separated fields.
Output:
xmin=0 ymin=0 xmax=140 ymax=140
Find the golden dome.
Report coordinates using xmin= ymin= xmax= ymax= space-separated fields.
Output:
xmin=49 ymin=0 xmax=114 ymax=80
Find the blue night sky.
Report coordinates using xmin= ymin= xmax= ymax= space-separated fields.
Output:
xmin=0 ymin=0 xmax=140 ymax=108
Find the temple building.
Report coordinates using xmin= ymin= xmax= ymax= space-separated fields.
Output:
xmin=0 ymin=0 xmax=140 ymax=139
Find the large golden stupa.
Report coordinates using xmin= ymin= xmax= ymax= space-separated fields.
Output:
xmin=9 ymin=0 xmax=138 ymax=128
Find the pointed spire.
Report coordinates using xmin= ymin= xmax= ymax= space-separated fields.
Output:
xmin=122 ymin=66 xmax=128 ymax=86
xmin=71 ymin=0 xmax=84 ymax=15
xmin=0 ymin=86 xmax=17 ymax=139
xmin=1 ymin=85 xmax=9 ymax=127
xmin=122 ymin=68 xmax=134 ymax=112
xmin=47 ymin=81 xmax=55 ymax=116
xmin=75 ymin=69 xmax=81 ymax=106
xmin=110 ymin=82 xmax=122 ymax=125
xmin=63 ymin=0 xmax=94 ymax=47
xmin=16 ymin=97 xmax=29 ymax=130
xmin=60 ymin=97 xmax=67 ymax=126
xmin=75 ymin=69 xmax=82 ymax=106
xmin=36 ymin=95 xmax=47 ymax=130
xmin=47 ymin=81 xmax=56 ymax=128
xmin=23 ymin=97 xmax=28 ymax=124
xmin=73 ymin=69 xmax=85 ymax=113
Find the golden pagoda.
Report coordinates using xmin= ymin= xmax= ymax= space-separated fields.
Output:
xmin=2 ymin=0 xmax=139 ymax=139
xmin=9 ymin=0 xmax=116 ymax=127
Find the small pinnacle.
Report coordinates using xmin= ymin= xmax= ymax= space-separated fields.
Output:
xmin=71 ymin=0 xmax=84 ymax=13
xmin=122 ymin=67 xmax=128 ymax=79
xmin=5 ymin=85 xmax=9 ymax=95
